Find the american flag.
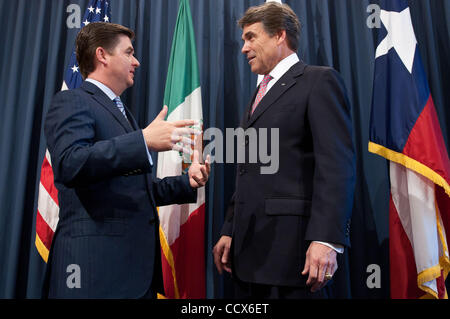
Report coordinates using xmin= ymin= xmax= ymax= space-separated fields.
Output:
xmin=35 ymin=0 xmax=111 ymax=262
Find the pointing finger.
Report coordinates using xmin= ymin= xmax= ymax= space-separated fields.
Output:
xmin=172 ymin=135 xmax=194 ymax=147
xmin=173 ymin=127 xmax=201 ymax=137
xmin=173 ymin=119 xmax=198 ymax=128
xmin=172 ymin=143 xmax=193 ymax=155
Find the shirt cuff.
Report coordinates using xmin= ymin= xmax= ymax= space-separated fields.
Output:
xmin=140 ymin=131 xmax=153 ymax=166
xmin=313 ymin=241 xmax=344 ymax=254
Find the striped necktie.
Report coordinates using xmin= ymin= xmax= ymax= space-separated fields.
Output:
xmin=113 ymin=97 xmax=128 ymax=120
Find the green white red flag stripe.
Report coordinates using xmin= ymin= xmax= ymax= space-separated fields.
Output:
xmin=157 ymin=0 xmax=205 ymax=299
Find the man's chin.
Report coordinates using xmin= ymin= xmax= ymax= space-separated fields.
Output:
xmin=250 ymin=65 xmax=262 ymax=74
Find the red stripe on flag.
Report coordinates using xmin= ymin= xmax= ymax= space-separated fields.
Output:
xmin=40 ymin=155 xmax=59 ymax=205
xmin=436 ymin=269 xmax=446 ymax=299
xmin=403 ymin=96 xmax=450 ymax=185
xmin=169 ymin=204 xmax=206 ymax=299
xmin=389 ymin=195 xmax=423 ymax=299
xmin=36 ymin=210 xmax=55 ymax=251
xmin=400 ymin=95 xmax=450 ymax=299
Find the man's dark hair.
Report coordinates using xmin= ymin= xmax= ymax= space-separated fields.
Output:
xmin=238 ymin=2 xmax=301 ymax=52
xmin=76 ymin=22 xmax=135 ymax=79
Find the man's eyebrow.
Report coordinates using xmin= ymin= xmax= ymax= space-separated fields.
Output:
xmin=242 ymin=31 xmax=255 ymax=40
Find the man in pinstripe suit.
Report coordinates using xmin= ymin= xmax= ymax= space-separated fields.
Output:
xmin=44 ymin=22 xmax=209 ymax=298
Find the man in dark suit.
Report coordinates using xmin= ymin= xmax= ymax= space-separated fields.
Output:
xmin=44 ymin=22 xmax=210 ymax=298
xmin=213 ymin=2 xmax=355 ymax=298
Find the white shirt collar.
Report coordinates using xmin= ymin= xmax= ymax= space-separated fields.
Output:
xmin=85 ymin=78 xmax=118 ymax=100
xmin=269 ymin=53 xmax=300 ymax=81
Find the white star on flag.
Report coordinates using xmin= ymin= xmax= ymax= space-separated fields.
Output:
xmin=71 ymin=65 xmax=79 ymax=73
xmin=83 ymin=19 xmax=90 ymax=26
xmin=103 ymin=15 xmax=109 ymax=22
xmin=96 ymin=7 xmax=101 ymax=14
xmin=88 ymin=6 xmax=94 ymax=13
xmin=375 ymin=7 xmax=417 ymax=73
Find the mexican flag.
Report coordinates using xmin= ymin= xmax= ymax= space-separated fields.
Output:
xmin=157 ymin=0 xmax=205 ymax=299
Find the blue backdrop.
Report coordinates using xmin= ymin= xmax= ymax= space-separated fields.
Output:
xmin=0 ymin=0 xmax=449 ymax=298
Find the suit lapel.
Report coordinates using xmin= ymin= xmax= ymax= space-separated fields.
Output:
xmin=244 ymin=61 xmax=307 ymax=129
xmin=81 ymin=81 xmax=134 ymax=133
xmin=241 ymin=89 xmax=258 ymax=128
xmin=124 ymin=107 xmax=139 ymax=130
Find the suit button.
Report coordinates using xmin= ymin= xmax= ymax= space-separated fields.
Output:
xmin=239 ymin=168 xmax=246 ymax=176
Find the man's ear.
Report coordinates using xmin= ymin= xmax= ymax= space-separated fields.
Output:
xmin=95 ymin=47 xmax=108 ymax=67
xmin=276 ymin=30 xmax=287 ymax=46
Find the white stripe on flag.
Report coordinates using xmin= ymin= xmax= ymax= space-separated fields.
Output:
xmin=390 ymin=161 xmax=443 ymax=294
xmin=167 ymin=87 xmax=203 ymax=122
xmin=157 ymin=87 xmax=204 ymax=245
xmin=158 ymin=189 xmax=204 ymax=246
xmin=37 ymin=183 xmax=59 ymax=232
xmin=157 ymin=87 xmax=203 ymax=178
xmin=45 ymin=149 xmax=52 ymax=166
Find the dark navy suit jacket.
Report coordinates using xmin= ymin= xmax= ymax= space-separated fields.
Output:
xmin=221 ymin=61 xmax=356 ymax=287
xmin=44 ymin=81 xmax=196 ymax=298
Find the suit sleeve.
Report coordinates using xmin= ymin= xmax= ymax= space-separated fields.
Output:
xmin=219 ymin=192 xmax=235 ymax=237
xmin=44 ymin=90 xmax=152 ymax=188
xmin=151 ymin=174 xmax=197 ymax=206
xmin=305 ymin=68 xmax=356 ymax=247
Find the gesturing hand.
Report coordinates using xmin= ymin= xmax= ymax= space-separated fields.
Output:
xmin=188 ymin=150 xmax=211 ymax=188
xmin=142 ymin=105 xmax=199 ymax=153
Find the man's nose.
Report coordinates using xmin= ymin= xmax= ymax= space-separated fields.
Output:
xmin=241 ymin=42 xmax=249 ymax=54
xmin=133 ymin=56 xmax=140 ymax=68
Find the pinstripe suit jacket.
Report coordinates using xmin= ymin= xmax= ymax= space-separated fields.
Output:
xmin=43 ymin=81 xmax=196 ymax=298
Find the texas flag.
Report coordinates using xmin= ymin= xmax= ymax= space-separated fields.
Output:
xmin=369 ymin=0 xmax=450 ymax=299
